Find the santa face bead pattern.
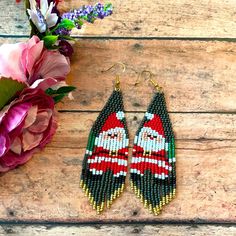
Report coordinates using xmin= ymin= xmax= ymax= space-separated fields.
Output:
xmin=80 ymin=90 xmax=129 ymax=214
xmin=130 ymin=92 xmax=176 ymax=216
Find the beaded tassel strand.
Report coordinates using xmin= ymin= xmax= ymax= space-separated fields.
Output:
xmin=130 ymin=91 xmax=176 ymax=215
xmin=80 ymin=90 xmax=129 ymax=214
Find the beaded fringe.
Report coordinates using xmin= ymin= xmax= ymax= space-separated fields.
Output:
xmin=130 ymin=92 xmax=176 ymax=215
xmin=80 ymin=90 xmax=129 ymax=214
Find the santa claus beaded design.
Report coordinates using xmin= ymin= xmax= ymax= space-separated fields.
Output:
xmin=81 ymin=89 xmax=176 ymax=215
xmin=131 ymin=113 xmax=172 ymax=178
xmin=130 ymin=92 xmax=176 ymax=215
xmin=80 ymin=91 xmax=129 ymax=213
xmin=87 ymin=112 xmax=129 ymax=178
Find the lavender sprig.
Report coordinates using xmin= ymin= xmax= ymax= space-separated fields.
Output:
xmin=57 ymin=3 xmax=113 ymax=36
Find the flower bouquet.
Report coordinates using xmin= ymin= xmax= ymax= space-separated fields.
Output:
xmin=0 ymin=0 xmax=112 ymax=172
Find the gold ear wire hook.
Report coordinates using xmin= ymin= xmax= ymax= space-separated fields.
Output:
xmin=136 ymin=70 xmax=163 ymax=92
xmin=101 ymin=62 xmax=126 ymax=91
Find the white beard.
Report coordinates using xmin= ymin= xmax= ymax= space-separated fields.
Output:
xmin=136 ymin=127 xmax=167 ymax=152
xmin=95 ymin=127 xmax=128 ymax=151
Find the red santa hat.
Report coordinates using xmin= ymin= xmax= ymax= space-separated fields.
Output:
xmin=101 ymin=112 xmax=124 ymax=132
xmin=143 ymin=113 xmax=165 ymax=136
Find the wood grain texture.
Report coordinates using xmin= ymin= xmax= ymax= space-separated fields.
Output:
xmin=49 ymin=112 xmax=236 ymax=149
xmin=2 ymin=38 xmax=236 ymax=112
xmin=0 ymin=224 xmax=236 ymax=236
xmin=0 ymin=37 xmax=235 ymax=223
xmin=64 ymin=39 xmax=236 ymax=112
xmin=0 ymin=139 xmax=235 ymax=222
xmin=0 ymin=0 xmax=236 ymax=229
xmin=2 ymin=0 xmax=236 ymax=37
xmin=1 ymin=38 xmax=236 ymax=112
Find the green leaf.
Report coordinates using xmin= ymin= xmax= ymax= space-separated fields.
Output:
xmin=46 ymin=86 xmax=76 ymax=95
xmin=45 ymin=88 xmax=55 ymax=95
xmin=57 ymin=86 xmax=76 ymax=94
xmin=75 ymin=19 xmax=84 ymax=27
xmin=45 ymin=86 xmax=76 ymax=103
xmin=104 ymin=3 xmax=113 ymax=11
xmin=0 ymin=78 xmax=26 ymax=110
xmin=43 ymin=35 xmax=59 ymax=48
xmin=53 ymin=94 xmax=66 ymax=103
xmin=56 ymin=19 xmax=75 ymax=31
xmin=59 ymin=35 xmax=75 ymax=41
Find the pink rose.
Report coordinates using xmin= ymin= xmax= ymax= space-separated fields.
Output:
xmin=0 ymin=36 xmax=70 ymax=90
xmin=0 ymin=88 xmax=57 ymax=172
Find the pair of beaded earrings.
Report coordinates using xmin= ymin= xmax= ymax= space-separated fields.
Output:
xmin=80 ymin=63 xmax=176 ymax=215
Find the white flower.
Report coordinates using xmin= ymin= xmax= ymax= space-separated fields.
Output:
xmin=27 ymin=0 xmax=59 ymax=33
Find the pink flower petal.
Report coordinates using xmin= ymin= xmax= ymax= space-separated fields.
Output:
xmin=28 ymin=109 xmax=52 ymax=133
xmin=10 ymin=137 xmax=22 ymax=155
xmin=31 ymin=50 xmax=70 ymax=82
xmin=0 ymin=134 xmax=9 ymax=157
xmin=22 ymin=40 xmax=44 ymax=76
xmin=30 ymin=77 xmax=58 ymax=90
xmin=24 ymin=105 xmax=38 ymax=129
xmin=39 ymin=110 xmax=57 ymax=148
xmin=22 ymin=130 xmax=43 ymax=151
xmin=0 ymin=149 xmax=36 ymax=171
xmin=0 ymin=42 xmax=27 ymax=82
xmin=0 ymin=88 xmax=57 ymax=173
xmin=0 ymin=103 xmax=11 ymax=123
xmin=3 ymin=103 xmax=31 ymax=132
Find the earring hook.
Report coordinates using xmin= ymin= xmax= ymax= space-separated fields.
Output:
xmin=101 ymin=62 xmax=126 ymax=74
xmin=135 ymin=70 xmax=162 ymax=92
xmin=101 ymin=62 xmax=126 ymax=91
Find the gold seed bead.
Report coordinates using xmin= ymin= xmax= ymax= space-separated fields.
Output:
xmin=92 ymin=203 xmax=96 ymax=210
xmin=173 ymin=190 xmax=176 ymax=197
xmin=144 ymin=200 xmax=148 ymax=208
xmin=137 ymin=189 xmax=141 ymax=197
xmin=162 ymin=197 xmax=166 ymax=205
xmin=140 ymin=195 xmax=143 ymax=203
xmin=166 ymin=196 xmax=169 ymax=203
xmin=80 ymin=180 xmax=83 ymax=188
xmin=149 ymin=204 xmax=153 ymax=212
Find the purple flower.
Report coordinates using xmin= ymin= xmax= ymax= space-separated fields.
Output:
xmin=58 ymin=40 xmax=74 ymax=57
xmin=94 ymin=3 xmax=113 ymax=19
xmin=60 ymin=3 xmax=113 ymax=29
xmin=55 ymin=27 xmax=71 ymax=36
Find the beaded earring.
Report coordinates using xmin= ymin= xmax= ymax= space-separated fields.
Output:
xmin=130 ymin=71 xmax=176 ymax=215
xmin=80 ymin=63 xmax=129 ymax=214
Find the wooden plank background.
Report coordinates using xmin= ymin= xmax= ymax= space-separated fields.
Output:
xmin=0 ymin=0 xmax=236 ymax=235
xmin=2 ymin=0 xmax=236 ymax=37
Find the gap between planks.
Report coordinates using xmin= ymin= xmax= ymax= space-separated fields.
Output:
xmin=0 ymin=223 xmax=235 ymax=236
xmin=2 ymin=35 xmax=236 ymax=43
